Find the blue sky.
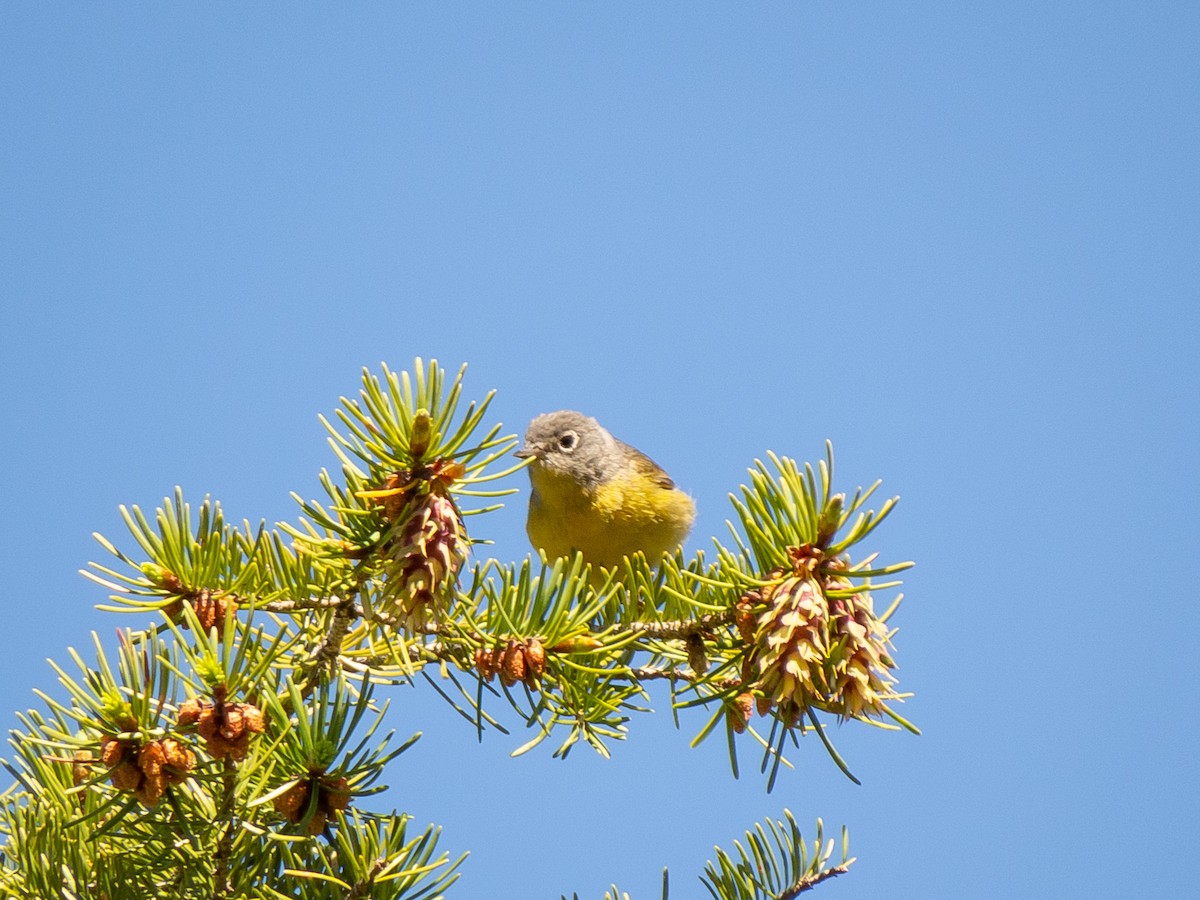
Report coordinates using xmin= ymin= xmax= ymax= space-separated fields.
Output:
xmin=2 ymin=4 xmax=1197 ymax=897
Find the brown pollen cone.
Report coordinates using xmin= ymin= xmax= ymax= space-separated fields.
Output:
xmin=178 ymin=694 xmax=265 ymax=761
xmin=99 ymin=736 xmax=195 ymax=808
xmin=164 ymin=588 xmax=238 ymax=631
xmin=499 ymin=639 xmax=526 ymax=688
xmin=273 ymin=774 xmax=352 ymax=835
xmin=474 ymin=645 xmax=498 ymax=682
xmin=521 ymin=638 xmax=546 ymax=689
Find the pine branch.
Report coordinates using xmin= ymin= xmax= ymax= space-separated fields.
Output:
xmin=776 ymin=864 xmax=851 ymax=898
xmin=611 ymin=611 xmax=735 ymax=640
xmin=211 ymin=757 xmax=238 ymax=899
xmin=296 ymin=594 xmax=358 ymax=687
xmin=1 ymin=360 xmax=913 ymax=896
xmin=263 ymin=596 xmax=350 ymax=612
xmin=342 ymin=857 xmax=388 ymax=900
xmin=629 ymin=666 xmax=739 ymax=691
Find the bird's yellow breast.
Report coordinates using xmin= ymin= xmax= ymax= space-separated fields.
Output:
xmin=526 ymin=464 xmax=695 ymax=569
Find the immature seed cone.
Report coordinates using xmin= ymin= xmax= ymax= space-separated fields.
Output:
xmin=820 ymin=586 xmax=898 ymax=719
xmin=742 ymin=552 xmax=901 ymax=726
xmin=382 ymin=490 xmax=467 ymax=630
xmin=748 ymin=575 xmax=830 ymax=725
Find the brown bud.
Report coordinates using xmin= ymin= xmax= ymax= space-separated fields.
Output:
xmin=221 ymin=705 xmax=245 ymax=741
xmin=191 ymin=590 xmax=234 ymax=631
xmin=176 ymin=698 xmax=204 ymax=726
xmin=409 ymin=410 xmax=433 ymax=459
xmin=206 ymin=733 xmax=237 ymax=761
xmin=474 ymin=646 xmax=497 ymax=681
xmin=376 ymin=470 xmax=413 ymax=521
xmin=232 ymin=736 xmax=252 ymax=761
xmin=196 ymin=708 xmax=219 ymax=742
xmin=500 ymin=640 xmax=525 ymax=687
xmin=196 ymin=702 xmax=260 ymax=760
xmin=136 ymin=772 xmax=167 ymax=807
xmin=242 ymin=704 xmax=265 ymax=734
xmin=322 ymin=776 xmax=351 ymax=812
xmin=685 ymin=633 xmax=709 ymax=675
xmin=159 ymin=569 xmax=185 ymax=594
xmin=730 ymin=692 xmax=755 ymax=734
xmin=273 ymin=781 xmax=309 ymax=821
xmin=138 ymin=740 xmax=166 ymax=778
xmin=100 ymin=738 xmax=125 ymax=768
xmin=159 ymin=738 xmax=194 ymax=776
xmin=434 ymin=460 xmax=466 ymax=485
xmin=109 ymin=760 xmax=142 ymax=792
xmin=734 ymin=587 xmax=764 ymax=643
xmin=521 ymin=641 xmax=545 ymax=691
xmin=72 ymin=750 xmax=95 ymax=786
xmin=306 ymin=810 xmax=328 ymax=836
xmin=163 ymin=597 xmax=185 ymax=621
xmin=522 ymin=639 xmax=546 ymax=677
xmin=815 ymin=495 xmax=845 ymax=549
xmin=549 ymin=636 xmax=603 ymax=653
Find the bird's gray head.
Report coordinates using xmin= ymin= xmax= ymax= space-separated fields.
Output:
xmin=515 ymin=410 xmax=622 ymax=488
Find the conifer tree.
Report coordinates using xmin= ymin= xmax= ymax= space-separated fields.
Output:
xmin=0 ymin=360 xmax=915 ymax=898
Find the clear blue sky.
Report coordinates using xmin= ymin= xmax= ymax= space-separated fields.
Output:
xmin=2 ymin=4 xmax=1197 ymax=897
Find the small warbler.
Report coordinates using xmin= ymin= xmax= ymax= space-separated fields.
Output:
xmin=515 ymin=410 xmax=696 ymax=570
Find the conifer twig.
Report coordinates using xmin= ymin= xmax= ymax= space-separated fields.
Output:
xmin=777 ymin=864 xmax=851 ymax=897
xmin=212 ymin=757 xmax=238 ymax=898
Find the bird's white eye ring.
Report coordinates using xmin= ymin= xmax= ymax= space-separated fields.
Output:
xmin=558 ymin=431 xmax=578 ymax=451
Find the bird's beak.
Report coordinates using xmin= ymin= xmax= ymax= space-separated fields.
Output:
xmin=514 ymin=445 xmax=539 ymax=460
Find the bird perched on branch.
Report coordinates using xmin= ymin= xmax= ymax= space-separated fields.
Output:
xmin=515 ymin=410 xmax=695 ymax=571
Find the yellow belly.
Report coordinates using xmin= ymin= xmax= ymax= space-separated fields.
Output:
xmin=526 ymin=467 xmax=695 ymax=569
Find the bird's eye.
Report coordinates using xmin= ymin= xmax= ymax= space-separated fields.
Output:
xmin=557 ymin=431 xmax=578 ymax=451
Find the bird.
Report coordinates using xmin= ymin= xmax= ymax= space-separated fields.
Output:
xmin=515 ymin=410 xmax=696 ymax=571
